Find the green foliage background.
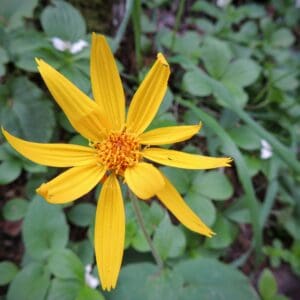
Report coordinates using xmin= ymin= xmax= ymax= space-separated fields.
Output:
xmin=0 ymin=0 xmax=299 ymax=299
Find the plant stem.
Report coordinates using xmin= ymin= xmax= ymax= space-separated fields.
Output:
xmin=112 ymin=0 xmax=134 ymax=53
xmin=132 ymin=0 xmax=142 ymax=70
xmin=130 ymin=192 xmax=164 ymax=270
xmin=170 ymin=0 xmax=185 ymax=51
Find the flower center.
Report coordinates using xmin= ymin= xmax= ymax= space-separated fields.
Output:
xmin=93 ymin=131 xmax=141 ymax=175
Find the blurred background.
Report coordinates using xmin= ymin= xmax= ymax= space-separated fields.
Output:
xmin=0 ymin=0 xmax=299 ymax=299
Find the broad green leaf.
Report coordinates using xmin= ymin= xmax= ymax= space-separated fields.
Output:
xmin=131 ymin=227 xmax=150 ymax=252
xmin=59 ymin=65 xmax=90 ymax=94
xmin=76 ymin=286 xmax=104 ymax=300
xmin=68 ymin=203 xmax=95 ymax=227
xmin=205 ymin=215 xmax=237 ymax=249
xmin=109 ymin=258 xmax=259 ymax=300
xmin=270 ymin=28 xmax=295 ymax=48
xmin=7 ymin=263 xmax=50 ymax=300
xmin=176 ymin=258 xmax=259 ymax=300
xmin=0 ymin=0 xmax=38 ymax=30
xmin=258 ymin=269 xmax=277 ymax=300
xmin=222 ymin=82 xmax=248 ymax=107
xmin=8 ymin=29 xmax=48 ymax=62
xmin=153 ymin=214 xmax=186 ymax=260
xmin=108 ymin=263 xmax=158 ymax=300
xmin=41 ymin=0 xmax=86 ymax=42
xmin=243 ymin=155 xmax=262 ymax=177
xmin=0 ymin=159 xmax=22 ymax=184
xmin=158 ymin=29 xmax=201 ymax=58
xmin=225 ymin=196 xmax=251 ymax=224
xmin=222 ymin=59 xmax=261 ymax=87
xmin=191 ymin=1 xmax=222 ymax=18
xmin=228 ymin=125 xmax=261 ymax=150
xmin=0 ymin=77 xmax=55 ymax=142
xmin=161 ymin=167 xmax=193 ymax=194
xmin=48 ymin=249 xmax=84 ymax=282
xmin=271 ymin=69 xmax=299 ymax=91
xmin=3 ymin=198 xmax=28 ymax=221
xmin=185 ymin=192 xmax=216 ymax=226
xmin=201 ymin=37 xmax=232 ymax=79
xmin=48 ymin=279 xmax=81 ymax=300
xmin=240 ymin=4 xmax=266 ymax=18
xmin=192 ymin=171 xmax=233 ymax=201
xmin=71 ymin=240 xmax=94 ymax=266
xmin=0 ymin=261 xmax=18 ymax=285
xmin=23 ymin=196 xmax=69 ymax=260
xmin=181 ymin=68 xmax=212 ymax=97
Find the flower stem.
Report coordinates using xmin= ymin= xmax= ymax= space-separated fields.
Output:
xmin=130 ymin=193 xmax=164 ymax=270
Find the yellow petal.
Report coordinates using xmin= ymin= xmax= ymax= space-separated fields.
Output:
xmin=143 ymin=148 xmax=232 ymax=169
xmin=36 ymin=164 xmax=105 ymax=203
xmin=126 ymin=53 xmax=170 ymax=135
xmin=36 ymin=59 xmax=110 ymax=141
xmin=91 ymin=33 xmax=125 ymax=130
xmin=157 ymin=173 xmax=214 ymax=237
xmin=124 ymin=162 xmax=165 ymax=199
xmin=94 ymin=174 xmax=125 ymax=291
xmin=138 ymin=123 xmax=202 ymax=145
xmin=2 ymin=128 xmax=97 ymax=167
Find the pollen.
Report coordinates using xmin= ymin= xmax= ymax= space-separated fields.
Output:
xmin=93 ymin=131 xmax=141 ymax=175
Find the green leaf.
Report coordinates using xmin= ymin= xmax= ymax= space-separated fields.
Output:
xmin=225 ymin=196 xmax=251 ymax=224
xmin=222 ymin=82 xmax=248 ymax=107
xmin=109 ymin=263 xmax=158 ymax=300
xmin=181 ymin=68 xmax=212 ymax=97
xmin=41 ymin=0 xmax=86 ymax=42
xmin=0 ymin=261 xmax=18 ymax=285
xmin=270 ymin=28 xmax=295 ymax=48
xmin=3 ymin=198 xmax=28 ymax=221
xmin=48 ymin=279 xmax=81 ymax=300
xmin=0 ymin=77 xmax=55 ymax=142
xmin=48 ymin=249 xmax=84 ymax=282
xmin=23 ymin=196 xmax=69 ymax=260
xmin=201 ymin=37 xmax=232 ymax=79
xmin=0 ymin=0 xmax=38 ymax=30
xmin=153 ymin=214 xmax=186 ymax=260
xmin=228 ymin=125 xmax=261 ymax=150
xmin=109 ymin=258 xmax=259 ymax=300
xmin=185 ymin=193 xmax=216 ymax=226
xmin=76 ymin=286 xmax=104 ymax=300
xmin=192 ymin=171 xmax=233 ymax=201
xmin=205 ymin=215 xmax=237 ymax=249
xmin=7 ymin=263 xmax=50 ymax=300
xmin=71 ymin=240 xmax=94 ymax=266
xmin=258 ymin=269 xmax=277 ymax=300
xmin=222 ymin=59 xmax=261 ymax=87
xmin=0 ymin=47 xmax=9 ymax=76
xmin=176 ymin=258 xmax=259 ymax=300
xmin=161 ymin=167 xmax=193 ymax=194
xmin=271 ymin=69 xmax=299 ymax=91
xmin=0 ymin=159 xmax=22 ymax=184
xmin=68 ymin=203 xmax=95 ymax=227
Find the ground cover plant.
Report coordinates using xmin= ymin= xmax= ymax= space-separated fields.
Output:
xmin=0 ymin=0 xmax=299 ymax=299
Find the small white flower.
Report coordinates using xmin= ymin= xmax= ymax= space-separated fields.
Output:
xmin=85 ymin=264 xmax=99 ymax=289
xmin=70 ymin=40 xmax=88 ymax=54
xmin=51 ymin=37 xmax=88 ymax=54
xmin=296 ymin=0 xmax=300 ymax=8
xmin=216 ymin=0 xmax=231 ymax=7
xmin=260 ymin=139 xmax=273 ymax=159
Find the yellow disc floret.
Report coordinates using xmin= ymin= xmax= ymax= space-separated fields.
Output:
xmin=93 ymin=131 xmax=141 ymax=175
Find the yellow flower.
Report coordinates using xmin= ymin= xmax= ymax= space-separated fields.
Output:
xmin=2 ymin=33 xmax=231 ymax=291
